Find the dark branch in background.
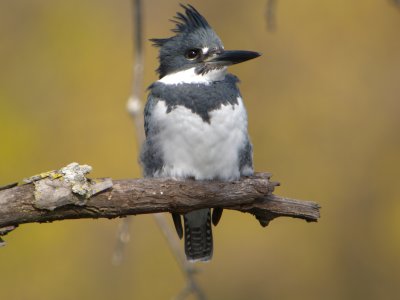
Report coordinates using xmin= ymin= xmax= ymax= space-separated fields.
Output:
xmin=390 ymin=0 xmax=400 ymax=8
xmin=266 ymin=0 xmax=278 ymax=32
xmin=265 ymin=0 xmax=400 ymax=32
xmin=0 ymin=172 xmax=319 ymax=229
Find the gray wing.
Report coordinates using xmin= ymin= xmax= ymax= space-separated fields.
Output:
xmin=239 ymin=137 xmax=254 ymax=176
xmin=143 ymin=92 xmax=157 ymax=138
xmin=140 ymin=94 xmax=164 ymax=177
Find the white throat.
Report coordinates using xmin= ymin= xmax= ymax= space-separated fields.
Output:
xmin=158 ymin=67 xmax=227 ymax=85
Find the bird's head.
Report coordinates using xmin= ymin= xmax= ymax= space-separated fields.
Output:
xmin=151 ymin=4 xmax=261 ymax=79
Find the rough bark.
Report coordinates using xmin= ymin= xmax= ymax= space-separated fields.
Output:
xmin=0 ymin=172 xmax=320 ymax=230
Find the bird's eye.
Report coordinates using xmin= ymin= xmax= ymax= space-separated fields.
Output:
xmin=185 ymin=49 xmax=201 ymax=60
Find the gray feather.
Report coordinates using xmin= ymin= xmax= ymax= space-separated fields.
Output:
xmin=148 ymin=74 xmax=240 ymax=123
xmin=239 ymin=138 xmax=254 ymax=175
xmin=184 ymin=208 xmax=213 ymax=261
xmin=140 ymin=94 xmax=164 ymax=177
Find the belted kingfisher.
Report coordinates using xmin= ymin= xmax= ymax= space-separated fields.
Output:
xmin=140 ymin=4 xmax=260 ymax=261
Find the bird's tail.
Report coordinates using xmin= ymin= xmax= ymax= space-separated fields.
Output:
xmin=183 ymin=208 xmax=213 ymax=262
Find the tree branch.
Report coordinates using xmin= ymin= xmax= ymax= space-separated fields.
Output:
xmin=266 ymin=0 xmax=278 ymax=32
xmin=0 ymin=172 xmax=319 ymax=229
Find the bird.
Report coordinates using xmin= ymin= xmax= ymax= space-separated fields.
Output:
xmin=140 ymin=4 xmax=260 ymax=262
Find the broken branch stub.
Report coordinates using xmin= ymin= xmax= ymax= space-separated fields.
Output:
xmin=22 ymin=162 xmax=113 ymax=211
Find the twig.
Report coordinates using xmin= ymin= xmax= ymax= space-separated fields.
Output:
xmin=123 ymin=0 xmax=207 ymax=297
xmin=111 ymin=216 xmax=132 ymax=265
xmin=126 ymin=0 xmax=145 ymax=127
xmin=113 ymin=0 xmax=146 ymax=265
xmin=266 ymin=0 xmax=278 ymax=32
xmin=153 ymin=214 xmax=206 ymax=300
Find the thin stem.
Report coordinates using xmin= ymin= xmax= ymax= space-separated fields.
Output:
xmin=123 ymin=0 xmax=206 ymax=298
xmin=266 ymin=0 xmax=278 ymax=32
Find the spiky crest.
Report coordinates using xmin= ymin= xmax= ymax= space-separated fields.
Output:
xmin=150 ymin=4 xmax=211 ymax=48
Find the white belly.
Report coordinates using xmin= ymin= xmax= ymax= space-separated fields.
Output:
xmin=152 ymin=97 xmax=248 ymax=181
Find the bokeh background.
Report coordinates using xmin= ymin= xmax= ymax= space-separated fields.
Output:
xmin=1 ymin=0 xmax=400 ymax=299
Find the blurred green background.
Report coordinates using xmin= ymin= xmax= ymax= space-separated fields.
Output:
xmin=1 ymin=0 xmax=400 ymax=299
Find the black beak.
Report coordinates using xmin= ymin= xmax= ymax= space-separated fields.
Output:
xmin=206 ymin=50 xmax=261 ymax=66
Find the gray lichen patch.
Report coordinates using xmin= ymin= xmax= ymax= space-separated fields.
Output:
xmin=33 ymin=178 xmax=86 ymax=210
xmin=29 ymin=162 xmax=112 ymax=211
xmin=60 ymin=163 xmax=92 ymax=183
xmin=60 ymin=163 xmax=93 ymax=197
